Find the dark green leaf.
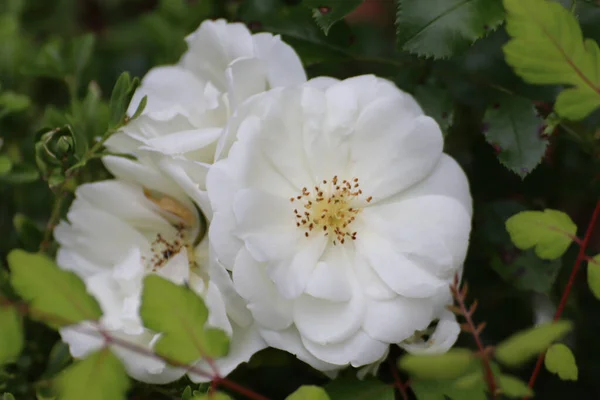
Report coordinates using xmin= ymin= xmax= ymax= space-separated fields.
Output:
xmin=0 ymin=163 xmax=39 ymax=184
xmin=482 ymin=94 xmax=547 ymax=178
xmin=414 ymin=84 xmax=454 ymax=134
xmin=396 ymin=0 xmax=505 ymax=58
xmin=129 ymin=95 xmax=147 ymax=121
xmin=491 ymin=251 xmax=561 ymax=293
xmin=139 ymin=275 xmax=229 ymax=364
xmin=69 ymin=33 xmax=95 ymax=81
xmin=7 ymin=249 xmax=102 ymax=328
xmin=13 ymin=213 xmax=43 ymax=251
xmin=22 ymin=38 xmax=65 ymax=79
xmin=109 ymin=72 xmax=139 ymax=128
xmin=325 ymin=377 xmax=393 ymax=400
xmin=495 ymin=320 xmax=572 ymax=367
xmin=0 ymin=304 xmax=23 ymax=365
xmin=54 ymin=349 xmax=129 ymax=400
xmin=303 ymin=0 xmax=364 ymax=35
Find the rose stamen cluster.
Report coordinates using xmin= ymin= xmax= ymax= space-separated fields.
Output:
xmin=290 ymin=176 xmax=373 ymax=244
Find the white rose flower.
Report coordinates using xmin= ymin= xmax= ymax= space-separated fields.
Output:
xmin=207 ymin=75 xmax=473 ymax=371
xmin=55 ymin=156 xmax=265 ymax=383
xmin=106 ymin=19 xmax=306 ymax=216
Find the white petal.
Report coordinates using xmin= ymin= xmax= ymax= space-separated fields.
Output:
xmin=226 ymin=57 xmax=267 ymax=109
xmin=363 ymin=296 xmax=434 ymax=343
xmin=356 ymin=229 xmax=446 ymax=298
xmin=302 ymin=330 xmax=388 ymax=367
xmin=60 ymin=322 xmax=104 ymax=358
xmin=209 ymin=211 xmax=243 ymax=271
xmin=305 ymin=245 xmax=353 ymax=302
xmin=189 ymin=324 xmax=266 ymax=382
xmin=306 ymin=76 xmax=339 ymax=90
xmin=55 ymin=244 xmax=104 ymax=277
xmin=252 ymin=33 xmax=306 ymax=87
xmin=400 ymin=311 xmax=460 ymax=354
xmin=200 ymin=281 xmax=233 ymax=337
xmin=232 ymin=249 xmax=293 ymax=330
xmin=156 ymin=249 xmax=189 ymax=285
xmin=293 ymin=284 xmax=365 ymax=345
xmin=260 ymin=328 xmax=340 ymax=372
xmin=354 ymin=253 xmax=397 ymax=300
xmin=267 ymin=235 xmax=327 ymax=299
xmin=208 ymin=256 xmax=253 ymax=327
xmin=144 ymin=128 xmax=221 ymax=156
xmin=363 ymin=195 xmax=472 ymax=279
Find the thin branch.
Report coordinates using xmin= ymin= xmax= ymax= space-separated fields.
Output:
xmin=387 ymin=358 xmax=409 ymax=400
xmin=450 ymin=275 xmax=497 ymax=399
xmin=524 ymin=200 xmax=600 ymax=399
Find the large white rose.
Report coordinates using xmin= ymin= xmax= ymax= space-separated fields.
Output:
xmin=206 ymin=75 xmax=472 ymax=371
xmin=54 ymin=156 xmax=265 ymax=384
xmin=106 ymin=19 xmax=306 ymax=217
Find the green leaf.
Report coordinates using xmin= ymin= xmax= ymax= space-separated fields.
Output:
xmin=325 ymin=377 xmax=393 ymax=400
xmin=503 ymin=0 xmax=600 ymax=120
xmin=588 ymin=254 xmax=600 ymax=299
xmin=412 ymin=378 xmax=487 ymax=400
xmin=497 ymin=374 xmax=533 ymax=397
xmin=109 ymin=72 xmax=139 ymax=128
xmin=54 ymin=349 xmax=129 ymax=400
xmin=491 ymin=251 xmax=561 ymax=294
xmin=303 ymin=0 xmax=364 ymax=35
xmin=414 ymin=84 xmax=454 ymax=134
xmin=0 ymin=305 xmax=23 ymax=365
xmin=495 ymin=320 xmax=572 ymax=367
xmin=129 ymin=95 xmax=147 ymax=121
xmin=22 ymin=38 xmax=65 ymax=79
xmin=505 ymin=209 xmax=577 ymax=259
xmin=191 ymin=393 xmax=232 ymax=400
xmin=482 ymin=94 xmax=547 ymax=178
xmin=287 ymin=386 xmax=330 ymax=400
xmin=69 ymin=33 xmax=95 ymax=81
xmin=13 ymin=213 xmax=44 ymax=251
xmin=7 ymin=249 xmax=102 ymax=328
xmin=544 ymin=343 xmax=578 ymax=381
xmin=398 ymin=349 xmax=476 ymax=380
xmin=43 ymin=341 xmax=72 ymax=378
xmin=0 ymin=91 xmax=31 ymax=116
xmin=2 ymin=394 xmax=16 ymax=400
xmin=396 ymin=0 xmax=505 ymax=58
xmin=0 ymin=156 xmax=12 ymax=175
xmin=139 ymin=275 xmax=229 ymax=364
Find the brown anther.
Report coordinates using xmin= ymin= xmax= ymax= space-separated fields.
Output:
xmin=367 ymin=196 xmax=372 ymax=202
xmin=305 ymin=232 xmax=309 ymax=237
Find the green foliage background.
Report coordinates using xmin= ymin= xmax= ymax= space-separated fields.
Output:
xmin=2 ymin=0 xmax=600 ymax=399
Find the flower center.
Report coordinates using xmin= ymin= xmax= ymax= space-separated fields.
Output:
xmin=290 ymin=175 xmax=372 ymax=245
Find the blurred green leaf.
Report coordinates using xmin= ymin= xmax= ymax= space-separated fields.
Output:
xmin=303 ymin=0 xmax=363 ymax=35
xmin=491 ymin=251 xmax=561 ymax=294
xmin=414 ymin=84 xmax=454 ymax=134
xmin=0 ymin=156 xmax=12 ymax=175
xmin=2 ymin=394 xmax=16 ymax=400
xmin=503 ymin=0 xmax=600 ymax=120
xmin=545 ymin=343 xmax=578 ymax=381
xmin=54 ymin=349 xmax=129 ymax=400
xmin=497 ymin=374 xmax=533 ymax=397
xmin=7 ymin=249 xmax=102 ymax=329
xmin=0 ymin=305 xmax=23 ymax=366
xmin=287 ymin=385 xmax=330 ymax=400
xmin=411 ymin=377 xmax=487 ymax=400
xmin=398 ymin=349 xmax=476 ymax=380
xmin=182 ymin=386 xmax=193 ymax=400
xmin=482 ymin=94 xmax=547 ymax=178
xmin=396 ymin=0 xmax=504 ymax=58
xmin=13 ymin=213 xmax=43 ymax=251
xmin=109 ymin=72 xmax=139 ymax=128
xmin=495 ymin=320 xmax=572 ymax=367
xmin=325 ymin=377 xmax=393 ymax=400
xmin=42 ymin=341 xmax=72 ymax=378
xmin=191 ymin=393 xmax=232 ymax=400
xmin=588 ymin=255 xmax=600 ymax=299
xmin=139 ymin=275 xmax=229 ymax=364
xmin=0 ymin=91 xmax=31 ymax=117
xmin=69 ymin=33 xmax=95 ymax=83
xmin=505 ymin=209 xmax=577 ymax=260
xmin=0 ymin=163 xmax=39 ymax=184
xmin=22 ymin=38 xmax=65 ymax=79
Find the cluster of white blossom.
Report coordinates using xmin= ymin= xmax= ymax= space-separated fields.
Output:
xmin=55 ymin=19 xmax=473 ymax=383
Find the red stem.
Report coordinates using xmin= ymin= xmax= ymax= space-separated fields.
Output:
xmin=387 ymin=358 xmax=409 ymax=400
xmin=524 ymin=200 xmax=600 ymax=399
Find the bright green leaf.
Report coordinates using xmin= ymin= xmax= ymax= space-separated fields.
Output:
xmin=495 ymin=320 xmax=572 ymax=367
xmin=503 ymin=0 xmax=600 ymax=120
xmin=7 ymin=249 xmax=102 ymax=328
xmin=287 ymin=385 xmax=330 ymax=400
xmin=325 ymin=377 xmax=393 ymax=400
xmin=587 ymin=254 xmax=600 ymax=299
xmin=109 ymin=72 xmax=139 ymax=128
xmin=54 ymin=349 xmax=129 ymax=400
xmin=396 ymin=0 xmax=505 ymax=58
xmin=398 ymin=349 xmax=476 ymax=380
xmin=182 ymin=386 xmax=193 ymax=400
xmin=2 ymin=393 xmax=16 ymax=400
xmin=0 ymin=305 xmax=23 ymax=365
xmin=505 ymin=209 xmax=577 ymax=259
xmin=545 ymin=343 xmax=578 ymax=381
xmin=139 ymin=275 xmax=229 ymax=364
xmin=303 ymin=0 xmax=363 ymax=35
xmin=482 ymin=94 xmax=547 ymax=178
xmin=497 ymin=374 xmax=533 ymax=397
xmin=0 ymin=156 xmax=12 ymax=175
